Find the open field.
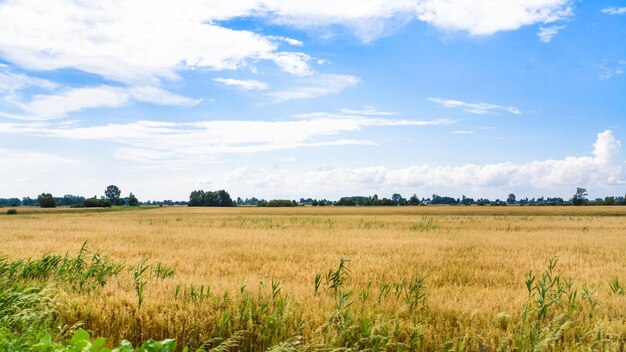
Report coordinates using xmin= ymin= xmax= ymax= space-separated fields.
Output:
xmin=1 ymin=206 xmax=626 ymax=350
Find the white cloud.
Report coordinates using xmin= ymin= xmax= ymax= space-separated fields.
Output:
xmin=602 ymin=7 xmax=626 ymax=15
xmin=0 ymin=0 xmax=312 ymax=84
xmin=414 ymin=0 xmax=573 ymax=36
xmin=12 ymin=86 xmax=130 ymax=119
xmin=129 ymin=86 xmax=201 ymax=106
xmin=266 ymin=52 xmax=314 ymax=76
xmin=600 ymin=61 xmax=626 ymax=80
xmin=3 ymin=85 xmax=200 ymax=120
xmin=340 ymin=107 xmax=397 ymax=116
xmin=0 ymin=0 xmax=573 ymax=89
xmin=0 ymin=147 xmax=77 ymax=169
xmin=428 ymin=97 xmax=522 ymax=115
xmin=537 ymin=25 xmax=565 ymax=43
xmin=225 ymin=130 xmax=625 ymax=198
xmin=0 ymin=69 xmax=58 ymax=93
xmin=267 ymin=35 xmax=304 ymax=47
xmin=0 ymin=109 xmax=452 ymax=164
xmin=269 ymin=74 xmax=360 ymax=102
xmin=214 ymin=78 xmax=269 ymax=91
xmin=453 ymin=130 xmax=474 ymax=135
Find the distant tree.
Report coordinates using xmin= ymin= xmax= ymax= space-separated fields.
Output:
xmin=431 ymin=194 xmax=458 ymax=205
xmin=83 ymin=198 xmax=111 ymax=208
xmin=105 ymin=185 xmax=121 ymax=204
xmin=391 ymin=193 xmax=405 ymax=205
xmin=188 ymin=190 xmax=234 ymax=207
xmin=571 ymin=187 xmax=588 ymax=206
xmin=408 ymin=194 xmax=421 ymax=205
xmin=507 ymin=193 xmax=517 ymax=205
xmin=270 ymin=200 xmax=295 ymax=207
xmin=461 ymin=195 xmax=475 ymax=206
xmin=58 ymin=195 xmax=85 ymax=206
xmin=21 ymin=197 xmax=35 ymax=206
xmin=128 ymin=193 xmax=139 ymax=206
xmin=604 ymin=196 xmax=615 ymax=206
xmin=336 ymin=197 xmax=356 ymax=206
xmin=37 ymin=193 xmax=56 ymax=208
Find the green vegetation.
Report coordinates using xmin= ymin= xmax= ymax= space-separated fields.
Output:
xmin=84 ymin=197 xmax=112 ymax=208
xmin=188 ymin=189 xmax=234 ymax=207
xmin=264 ymin=199 xmax=297 ymax=207
xmin=0 ymin=243 xmax=624 ymax=351
xmin=37 ymin=193 xmax=56 ymax=208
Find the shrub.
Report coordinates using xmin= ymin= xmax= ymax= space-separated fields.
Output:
xmin=267 ymin=199 xmax=296 ymax=207
xmin=5 ymin=209 xmax=17 ymax=215
xmin=83 ymin=198 xmax=112 ymax=208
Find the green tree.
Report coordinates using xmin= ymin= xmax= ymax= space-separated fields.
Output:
xmin=128 ymin=193 xmax=139 ymax=206
xmin=37 ymin=193 xmax=56 ymax=208
xmin=105 ymin=185 xmax=121 ymax=204
xmin=188 ymin=189 xmax=234 ymax=207
xmin=571 ymin=187 xmax=588 ymax=206
xmin=507 ymin=193 xmax=517 ymax=204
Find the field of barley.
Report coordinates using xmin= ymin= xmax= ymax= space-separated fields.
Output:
xmin=1 ymin=206 xmax=626 ymax=351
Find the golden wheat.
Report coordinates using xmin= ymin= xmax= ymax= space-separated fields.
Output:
xmin=1 ymin=206 xmax=625 ymax=349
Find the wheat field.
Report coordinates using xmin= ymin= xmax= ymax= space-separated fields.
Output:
xmin=2 ymin=206 xmax=626 ymax=350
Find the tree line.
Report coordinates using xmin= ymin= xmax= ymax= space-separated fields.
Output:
xmin=2 ymin=187 xmax=625 ymax=208
xmin=1 ymin=185 xmax=139 ymax=208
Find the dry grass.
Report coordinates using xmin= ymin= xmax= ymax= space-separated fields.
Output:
xmin=1 ymin=206 xmax=626 ymax=350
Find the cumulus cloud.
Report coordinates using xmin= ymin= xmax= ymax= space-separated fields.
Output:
xmin=0 ymin=0 xmax=315 ymax=84
xmin=0 ymin=0 xmax=573 ymax=88
xmin=224 ymin=130 xmax=625 ymax=197
xmin=0 ymin=109 xmax=452 ymax=164
xmin=214 ymin=78 xmax=269 ymax=91
xmin=269 ymin=74 xmax=360 ymax=102
xmin=428 ymin=97 xmax=522 ymax=115
xmin=414 ymin=0 xmax=572 ymax=36
xmin=537 ymin=25 xmax=565 ymax=43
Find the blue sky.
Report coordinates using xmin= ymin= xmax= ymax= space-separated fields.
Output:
xmin=0 ymin=0 xmax=624 ymax=201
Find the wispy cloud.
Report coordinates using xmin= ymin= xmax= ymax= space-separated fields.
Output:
xmin=0 ymin=147 xmax=77 ymax=169
xmin=269 ymin=74 xmax=360 ymax=102
xmin=340 ymin=107 xmax=396 ymax=116
xmin=0 ymin=109 xmax=452 ymax=164
xmin=537 ymin=25 xmax=566 ymax=43
xmin=0 ymin=69 xmax=58 ymax=93
xmin=600 ymin=60 xmax=626 ymax=80
xmin=267 ymin=35 xmax=304 ymax=47
xmin=2 ymin=85 xmax=200 ymax=120
xmin=452 ymin=130 xmax=474 ymax=135
xmin=214 ymin=78 xmax=269 ymax=91
xmin=602 ymin=7 xmax=626 ymax=15
xmin=428 ymin=97 xmax=522 ymax=115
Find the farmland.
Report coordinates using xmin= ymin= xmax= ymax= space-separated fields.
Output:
xmin=1 ymin=206 xmax=626 ymax=350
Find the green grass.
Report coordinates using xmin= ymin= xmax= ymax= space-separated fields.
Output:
xmin=2 ymin=206 xmax=160 ymax=216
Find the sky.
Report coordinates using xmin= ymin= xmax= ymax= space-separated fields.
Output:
xmin=0 ymin=0 xmax=625 ymax=201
